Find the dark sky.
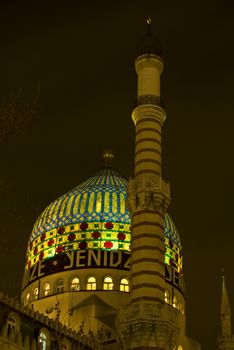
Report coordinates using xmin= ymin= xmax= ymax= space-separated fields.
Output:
xmin=0 ymin=1 xmax=234 ymax=348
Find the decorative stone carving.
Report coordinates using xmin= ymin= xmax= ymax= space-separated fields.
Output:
xmin=116 ymin=302 xmax=180 ymax=350
xmin=127 ymin=176 xmax=170 ymax=214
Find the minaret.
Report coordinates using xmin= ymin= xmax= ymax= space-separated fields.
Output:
xmin=218 ymin=270 xmax=234 ymax=350
xmin=116 ymin=20 xmax=180 ymax=350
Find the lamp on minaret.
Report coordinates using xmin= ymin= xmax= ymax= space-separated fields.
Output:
xmin=218 ymin=269 xmax=234 ymax=350
xmin=116 ymin=20 xmax=179 ymax=350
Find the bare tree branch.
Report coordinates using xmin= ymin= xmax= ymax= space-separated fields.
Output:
xmin=0 ymin=85 xmax=39 ymax=142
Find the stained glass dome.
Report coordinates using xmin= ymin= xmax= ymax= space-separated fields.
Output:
xmin=25 ymin=167 xmax=182 ymax=273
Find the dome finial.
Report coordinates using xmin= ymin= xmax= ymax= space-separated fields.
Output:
xmin=146 ymin=18 xmax=152 ymax=34
xmin=102 ymin=149 xmax=115 ymax=167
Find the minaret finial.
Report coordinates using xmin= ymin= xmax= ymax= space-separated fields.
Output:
xmin=146 ymin=18 xmax=152 ymax=34
xmin=102 ymin=149 xmax=115 ymax=167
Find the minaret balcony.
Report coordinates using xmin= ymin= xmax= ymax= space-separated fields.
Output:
xmin=137 ymin=94 xmax=165 ymax=108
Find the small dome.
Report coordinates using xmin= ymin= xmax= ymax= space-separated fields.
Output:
xmin=25 ymin=167 xmax=182 ymax=273
xmin=136 ymin=19 xmax=162 ymax=57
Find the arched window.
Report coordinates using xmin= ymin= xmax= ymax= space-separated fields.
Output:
xmin=7 ymin=312 xmax=20 ymax=335
xmin=173 ymin=295 xmax=178 ymax=309
xmin=33 ymin=287 xmax=39 ymax=300
xmin=120 ymin=278 xmax=130 ymax=292
xmin=103 ymin=276 xmax=113 ymax=290
xmin=26 ymin=292 xmax=30 ymax=302
xmin=165 ymin=289 xmax=170 ymax=304
xmin=56 ymin=280 xmax=64 ymax=293
xmin=71 ymin=277 xmax=80 ymax=291
xmin=43 ymin=283 xmax=50 ymax=296
xmin=86 ymin=276 xmax=96 ymax=290
xmin=39 ymin=331 xmax=47 ymax=350
xmin=7 ymin=315 xmax=16 ymax=332
xmin=38 ymin=328 xmax=51 ymax=350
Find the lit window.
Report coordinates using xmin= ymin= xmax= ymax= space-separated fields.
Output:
xmin=173 ymin=295 xmax=178 ymax=309
xmin=38 ymin=329 xmax=50 ymax=350
xmin=34 ymin=287 xmax=39 ymax=300
xmin=86 ymin=277 xmax=96 ymax=290
xmin=56 ymin=280 xmax=64 ymax=294
xmin=165 ymin=289 xmax=170 ymax=304
xmin=39 ymin=331 xmax=47 ymax=350
xmin=26 ymin=292 xmax=30 ymax=302
xmin=43 ymin=283 xmax=50 ymax=296
xmin=103 ymin=276 xmax=113 ymax=290
xmin=120 ymin=278 xmax=130 ymax=292
xmin=7 ymin=316 xmax=16 ymax=331
xmin=7 ymin=312 xmax=20 ymax=335
xmin=71 ymin=277 xmax=80 ymax=291
xmin=178 ymin=346 xmax=183 ymax=350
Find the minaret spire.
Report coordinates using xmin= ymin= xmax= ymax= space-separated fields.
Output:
xmin=146 ymin=18 xmax=152 ymax=34
xmin=218 ymin=270 xmax=234 ymax=350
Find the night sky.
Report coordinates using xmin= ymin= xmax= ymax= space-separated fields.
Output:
xmin=0 ymin=1 xmax=234 ymax=348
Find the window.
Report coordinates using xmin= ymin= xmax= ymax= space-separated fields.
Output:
xmin=34 ymin=287 xmax=39 ymax=300
xmin=39 ymin=331 xmax=47 ymax=350
xmin=165 ymin=289 xmax=170 ymax=304
xmin=38 ymin=328 xmax=50 ymax=350
xmin=43 ymin=283 xmax=50 ymax=296
xmin=7 ymin=316 xmax=16 ymax=332
xmin=56 ymin=280 xmax=64 ymax=293
xmin=71 ymin=277 xmax=80 ymax=291
xmin=26 ymin=292 xmax=30 ymax=302
xmin=173 ymin=295 xmax=178 ymax=309
xmin=178 ymin=346 xmax=183 ymax=350
xmin=86 ymin=276 xmax=96 ymax=290
xmin=7 ymin=312 xmax=20 ymax=335
xmin=103 ymin=276 xmax=113 ymax=290
xmin=120 ymin=278 xmax=130 ymax=292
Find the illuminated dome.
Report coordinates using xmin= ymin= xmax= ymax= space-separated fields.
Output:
xmin=25 ymin=166 xmax=182 ymax=273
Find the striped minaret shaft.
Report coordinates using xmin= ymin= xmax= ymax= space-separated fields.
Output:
xmin=116 ymin=24 xmax=180 ymax=350
xmin=127 ymin=40 xmax=170 ymax=304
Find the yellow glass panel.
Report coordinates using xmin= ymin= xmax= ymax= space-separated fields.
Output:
xmin=88 ymin=192 xmax=94 ymax=213
xmin=57 ymin=197 xmax=67 ymax=218
xmin=120 ymin=193 xmax=125 ymax=214
xmin=65 ymin=195 xmax=74 ymax=217
xmin=96 ymin=192 xmax=102 ymax=213
xmin=112 ymin=192 xmax=117 ymax=213
xmin=51 ymin=197 xmax=64 ymax=221
xmin=45 ymin=201 xmax=57 ymax=223
xmin=73 ymin=193 xmax=81 ymax=215
xmin=80 ymin=193 xmax=88 ymax=214
xmin=104 ymin=192 xmax=110 ymax=213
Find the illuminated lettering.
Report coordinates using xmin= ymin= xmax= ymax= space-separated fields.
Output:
xmin=103 ymin=250 xmax=108 ymax=266
xmin=29 ymin=262 xmax=38 ymax=282
xmin=88 ymin=250 xmax=101 ymax=266
xmin=64 ymin=252 xmax=75 ymax=269
xmin=38 ymin=261 xmax=45 ymax=278
xmin=110 ymin=251 xmax=121 ymax=267
xmin=124 ymin=256 xmax=131 ymax=269
xmin=165 ymin=264 xmax=172 ymax=283
xmin=76 ymin=250 xmax=86 ymax=267
xmin=173 ymin=270 xmax=180 ymax=288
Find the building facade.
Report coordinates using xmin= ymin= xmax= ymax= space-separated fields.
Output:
xmin=3 ymin=23 xmax=231 ymax=349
